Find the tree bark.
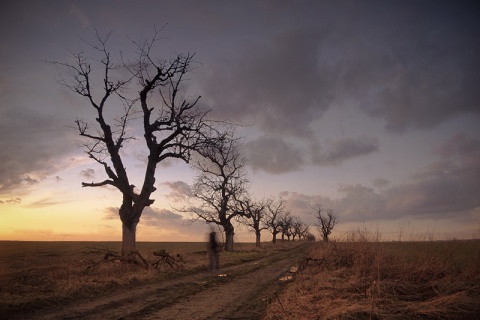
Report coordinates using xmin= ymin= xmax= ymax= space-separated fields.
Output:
xmin=122 ymin=221 xmax=137 ymax=256
xmin=272 ymin=232 xmax=278 ymax=244
xmin=255 ymin=231 xmax=261 ymax=247
xmin=224 ymin=223 xmax=235 ymax=251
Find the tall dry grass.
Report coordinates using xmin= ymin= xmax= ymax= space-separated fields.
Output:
xmin=265 ymin=229 xmax=480 ymax=319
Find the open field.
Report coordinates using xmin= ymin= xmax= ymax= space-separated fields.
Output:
xmin=2 ymin=238 xmax=479 ymax=319
xmin=0 ymin=240 xmax=310 ymax=319
xmin=265 ymin=238 xmax=480 ymax=319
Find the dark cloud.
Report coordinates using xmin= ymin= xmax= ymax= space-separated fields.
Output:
xmin=435 ymin=132 xmax=480 ymax=158
xmin=372 ymin=178 xmax=389 ymax=189
xmin=23 ymin=176 xmax=40 ymax=185
xmin=333 ymin=1 xmax=480 ymax=132
xmin=104 ymin=206 xmax=184 ymax=226
xmin=0 ymin=198 xmax=22 ymax=205
xmin=278 ymin=191 xmax=335 ymax=226
xmin=335 ymin=184 xmax=387 ymax=222
xmin=311 ymin=137 xmax=379 ymax=166
xmin=245 ymin=136 xmax=378 ymax=174
xmin=200 ymin=27 xmax=334 ymax=139
xmin=0 ymin=87 xmax=77 ymax=198
xmin=80 ymin=168 xmax=95 ymax=180
xmin=245 ymin=136 xmax=304 ymax=174
xmin=199 ymin=1 xmax=480 ymax=136
xmin=161 ymin=181 xmax=192 ymax=202
xmin=282 ymin=132 xmax=480 ymax=222
xmin=141 ymin=207 xmax=184 ymax=227
xmin=385 ymin=133 xmax=480 ymax=217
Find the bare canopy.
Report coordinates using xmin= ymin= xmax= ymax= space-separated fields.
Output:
xmin=187 ymin=130 xmax=249 ymax=251
xmin=313 ymin=204 xmax=338 ymax=242
xmin=49 ymin=28 xmax=227 ymax=256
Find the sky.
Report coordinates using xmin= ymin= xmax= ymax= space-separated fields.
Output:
xmin=1 ymin=0 xmax=479 ymax=242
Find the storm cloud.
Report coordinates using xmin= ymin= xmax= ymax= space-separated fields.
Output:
xmin=1 ymin=1 xmax=479 ymax=241
xmin=282 ymin=132 xmax=480 ymax=224
xmin=311 ymin=137 xmax=379 ymax=166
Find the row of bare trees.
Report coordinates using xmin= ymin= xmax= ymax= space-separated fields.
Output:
xmin=52 ymin=28 xmax=337 ymax=257
xmin=183 ymin=130 xmax=313 ymax=251
xmin=240 ymin=197 xmax=314 ymax=246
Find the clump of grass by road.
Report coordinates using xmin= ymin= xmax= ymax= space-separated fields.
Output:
xmin=265 ymin=231 xmax=480 ymax=319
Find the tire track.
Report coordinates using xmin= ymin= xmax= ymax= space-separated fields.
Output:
xmin=32 ymin=243 xmax=311 ymax=320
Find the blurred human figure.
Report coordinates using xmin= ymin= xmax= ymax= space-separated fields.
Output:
xmin=208 ymin=231 xmax=220 ymax=272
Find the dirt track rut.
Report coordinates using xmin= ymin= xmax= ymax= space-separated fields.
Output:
xmin=33 ymin=243 xmax=311 ymax=320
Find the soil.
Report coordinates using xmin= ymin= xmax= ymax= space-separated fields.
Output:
xmin=22 ymin=243 xmax=311 ymax=320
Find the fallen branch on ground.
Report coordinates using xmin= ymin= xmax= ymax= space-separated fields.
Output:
xmin=84 ymin=247 xmax=149 ymax=272
xmin=152 ymin=249 xmax=185 ymax=270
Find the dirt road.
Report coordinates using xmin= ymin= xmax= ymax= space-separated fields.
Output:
xmin=30 ymin=243 xmax=311 ymax=320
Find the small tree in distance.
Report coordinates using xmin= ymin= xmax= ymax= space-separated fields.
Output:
xmin=239 ymin=197 xmax=267 ymax=247
xmin=313 ymin=204 xmax=338 ymax=242
xmin=264 ymin=198 xmax=287 ymax=244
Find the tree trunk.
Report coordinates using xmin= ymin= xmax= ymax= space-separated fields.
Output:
xmin=272 ymin=232 xmax=277 ymax=244
xmin=255 ymin=231 xmax=261 ymax=247
xmin=323 ymin=234 xmax=329 ymax=242
xmin=122 ymin=221 xmax=137 ymax=256
xmin=224 ymin=223 xmax=234 ymax=251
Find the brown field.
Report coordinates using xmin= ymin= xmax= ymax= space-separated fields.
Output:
xmin=0 ymin=240 xmax=307 ymax=319
xmin=265 ymin=234 xmax=480 ymax=319
xmin=0 ymin=241 xmax=254 ymax=312
xmin=1 ymin=237 xmax=479 ymax=319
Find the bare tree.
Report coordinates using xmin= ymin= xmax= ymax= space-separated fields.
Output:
xmin=239 ymin=197 xmax=267 ymax=247
xmin=264 ymin=198 xmax=287 ymax=244
xmin=49 ymin=29 xmax=226 ymax=256
xmin=313 ymin=204 xmax=338 ymax=242
xmin=291 ymin=217 xmax=307 ymax=241
xmin=279 ymin=212 xmax=294 ymax=241
xmin=299 ymin=224 xmax=311 ymax=240
xmin=188 ymin=130 xmax=249 ymax=251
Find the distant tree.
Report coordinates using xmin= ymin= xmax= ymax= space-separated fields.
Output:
xmin=239 ymin=197 xmax=267 ymax=247
xmin=299 ymin=223 xmax=311 ymax=240
xmin=263 ymin=198 xmax=288 ymax=243
xmin=188 ymin=130 xmax=249 ymax=251
xmin=48 ymin=28 xmax=227 ymax=256
xmin=264 ymin=198 xmax=287 ymax=244
xmin=291 ymin=217 xmax=307 ymax=241
xmin=313 ymin=204 xmax=338 ymax=242
xmin=279 ymin=212 xmax=294 ymax=241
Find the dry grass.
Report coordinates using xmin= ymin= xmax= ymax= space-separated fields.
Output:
xmin=0 ymin=241 xmax=267 ymax=315
xmin=265 ymin=232 xmax=480 ymax=319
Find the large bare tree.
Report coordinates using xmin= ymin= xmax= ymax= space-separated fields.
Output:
xmin=188 ymin=130 xmax=249 ymax=251
xmin=50 ymin=29 xmax=225 ymax=256
xmin=313 ymin=204 xmax=338 ymax=242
